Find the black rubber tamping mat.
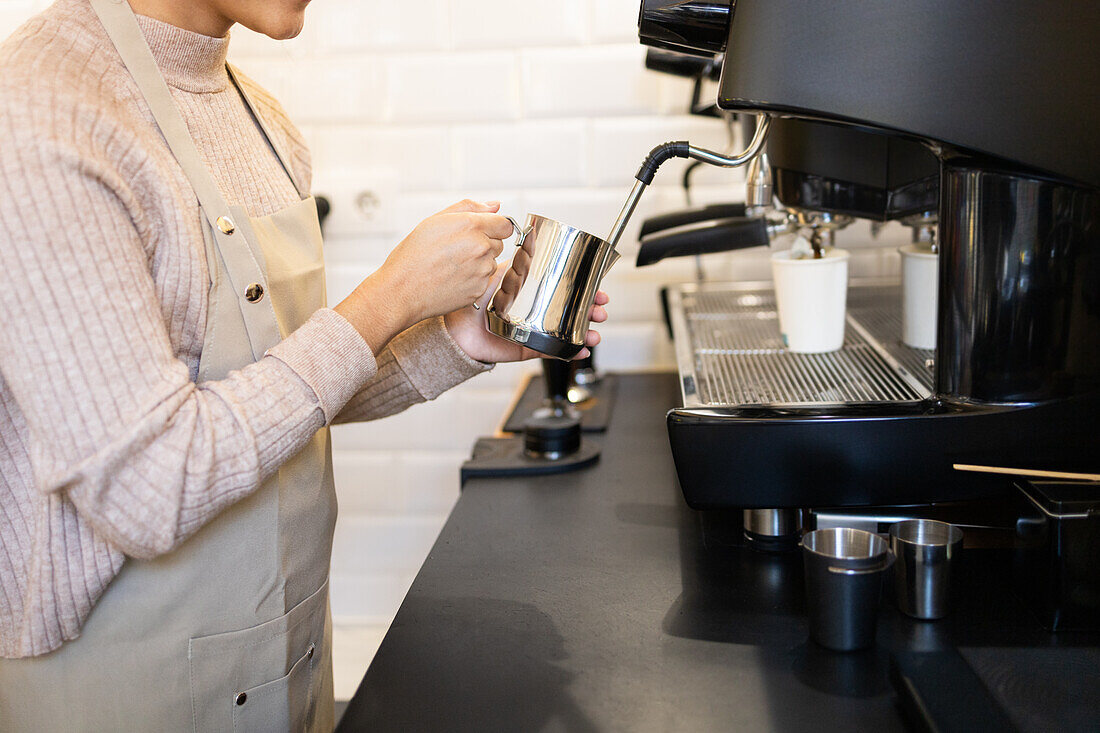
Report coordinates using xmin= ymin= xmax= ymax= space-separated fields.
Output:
xmin=460 ymin=436 xmax=601 ymax=485
xmin=501 ymin=373 xmax=619 ymax=434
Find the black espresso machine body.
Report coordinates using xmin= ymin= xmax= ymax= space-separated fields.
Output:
xmin=640 ymin=0 xmax=1100 ymax=509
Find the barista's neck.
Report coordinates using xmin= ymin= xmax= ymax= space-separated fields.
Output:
xmin=125 ymin=0 xmax=234 ymax=38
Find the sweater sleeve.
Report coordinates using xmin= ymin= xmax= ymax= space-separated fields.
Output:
xmin=334 ymin=317 xmax=492 ymax=424
xmin=0 ymin=134 xmax=375 ymax=560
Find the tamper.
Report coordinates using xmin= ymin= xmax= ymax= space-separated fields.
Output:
xmin=524 ymin=359 xmax=582 ymax=459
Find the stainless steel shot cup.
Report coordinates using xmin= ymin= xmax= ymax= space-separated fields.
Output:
xmin=889 ymin=519 xmax=963 ymax=620
xmin=801 ymin=528 xmax=895 ymax=651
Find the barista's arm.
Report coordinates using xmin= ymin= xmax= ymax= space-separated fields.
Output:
xmin=332 ymin=316 xmax=490 ymax=424
xmin=0 ymin=136 xmax=376 ymax=560
xmin=332 ymin=273 xmax=608 ymax=424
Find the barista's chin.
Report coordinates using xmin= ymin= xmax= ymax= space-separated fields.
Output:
xmin=240 ymin=8 xmax=306 ymax=41
xmin=268 ymin=21 xmax=304 ymax=40
xmin=256 ymin=16 xmax=305 ymax=40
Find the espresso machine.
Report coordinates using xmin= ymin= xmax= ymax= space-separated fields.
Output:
xmin=635 ymin=1 xmax=1100 ymax=532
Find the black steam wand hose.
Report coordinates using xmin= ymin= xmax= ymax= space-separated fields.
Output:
xmin=606 ymin=115 xmax=771 ymax=248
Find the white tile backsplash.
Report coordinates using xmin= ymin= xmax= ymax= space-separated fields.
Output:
xmin=331 ymin=516 xmax=452 ymax=575
xmin=332 ymin=450 xmax=464 ymax=517
xmin=310 ymin=0 xmax=451 ymax=53
xmin=586 ymin=115 xmax=733 ymax=187
xmin=453 ymin=119 xmax=586 ymax=189
xmin=590 ymin=0 xmax=644 ymax=43
xmin=521 ymin=46 xmax=661 ymax=118
xmin=0 ymin=2 xmax=37 ymax=37
xmin=310 ymin=124 xmax=453 ymax=192
xmin=451 ymin=0 xmax=587 ymax=49
xmin=0 ymin=1 xmax=911 ymax=699
xmin=385 ymin=51 xmax=521 ymax=123
xmin=329 ymin=387 xmax=509 ymax=453
xmin=280 ymin=57 xmax=388 ymax=124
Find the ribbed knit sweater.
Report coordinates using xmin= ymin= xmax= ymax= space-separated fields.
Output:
xmin=0 ymin=0 xmax=488 ymax=658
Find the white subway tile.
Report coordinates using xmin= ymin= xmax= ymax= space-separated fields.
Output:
xmin=453 ymin=120 xmax=586 ymax=189
xmin=310 ymin=124 xmax=452 ymax=191
xmin=451 ymin=0 xmax=586 ymax=49
xmin=461 ymin=360 xmax=537 ymax=391
xmin=331 ymin=516 xmax=449 ymax=575
xmin=310 ymin=0 xmax=450 ymax=52
xmin=312 ymin=169 xmax=403 ymax=240
xmin=523 ymin=184 xmax=686 ymax=253
xmin=386 ymin=52 xmax=520 ymax=123
xmin=521 ymin=46 xmax=660 ymax=118
xmin=228 ymin=23 xmax=313 ymax=59
xmin=682 ymin=181 xmax=749 ymax=206
xmin=228 ymin=58 xmax=290 ymax=101
xmin=331 ymin=623 xmax=388 ymax=700
xmin=586 ymin=115 xmax=731 ymax=187
xmin=599 ymin=267 xmax=685 ymax=324
xmin=279 ymin=57 xmax=387 ymax=124
xmin=329 ymin=387 xmax=512 ymax=452
xmin=330 ymin=569 xmax=420 ymax=621
xmin=321 ymin=234 xmax=392 ymax=270
xmin=590 ymin=0 xmax=642 ymax=43
xmin=0 ymin=3 xmax=37 ymax=38
xmin=332 ymin=450 xmax=464 ymax=517
xmin=522 ymin=187 xmax=626 ymax=238
xmin=379 ymin=190 xmax=529 ymax=247
xmin=594 ymin=321 xmax=677 ymax=372
xmin=656 ymin=75 xmax=724 ymax=116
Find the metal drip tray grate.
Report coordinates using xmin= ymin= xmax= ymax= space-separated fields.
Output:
xmin=669 ymin=282 xmax=934 ymax=408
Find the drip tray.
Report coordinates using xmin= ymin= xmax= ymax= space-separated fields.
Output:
xmin=668 ymin=281 xmax=933 ymax=407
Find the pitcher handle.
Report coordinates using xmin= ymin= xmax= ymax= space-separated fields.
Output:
xmin=473 ymin=215 xmax=530 ymax=311
xmin=503 ymin=215 xmax=530 ymax=249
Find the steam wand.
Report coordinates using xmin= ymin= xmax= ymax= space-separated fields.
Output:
xmin=606 ymin=114 xmax=772 ymax=249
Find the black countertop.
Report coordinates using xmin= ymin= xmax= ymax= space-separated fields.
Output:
xmin=338 ymin=373 xmax=1099 ymax=732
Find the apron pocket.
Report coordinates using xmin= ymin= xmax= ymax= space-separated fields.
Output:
xmin=232 ymin=644 xmax=313 ymax=733
xmin=189 ymin=581 xmax=328 ymax=733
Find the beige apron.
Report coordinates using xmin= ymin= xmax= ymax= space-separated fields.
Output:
xmin=0 ymin=0 xmax=338 ymax=730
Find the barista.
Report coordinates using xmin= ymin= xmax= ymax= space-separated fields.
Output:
xmin=0 ymin=0 xmax=608 ymax=730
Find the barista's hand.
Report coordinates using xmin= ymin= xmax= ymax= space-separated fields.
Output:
xmin=335 ymin=200 xmax=513 ymax=354
xmin=444 ymin=262 xmax=610 ymax=364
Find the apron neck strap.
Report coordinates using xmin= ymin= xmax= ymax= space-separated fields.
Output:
xmin=89 ymin=0 xmax=306 ymax=219
xmin=227 ymin=64 xmax=306 ymax=200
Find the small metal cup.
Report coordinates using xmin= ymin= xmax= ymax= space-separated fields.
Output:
xmin=801 ymin=528 xmax=895 ymax=651
xmin=486 ymin=214 xmax=619 ymax=360
xmin=889 ymin=519 xmax=963 ymax=620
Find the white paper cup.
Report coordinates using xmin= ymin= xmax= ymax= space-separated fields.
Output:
xmin=771 ymin=247 xmax=850 ymax=353
xmin=899 ymin=244 xmax=938 ymax=350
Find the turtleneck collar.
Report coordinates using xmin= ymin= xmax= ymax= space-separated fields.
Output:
xmin=135 ymin=13 xmax=230 ymax=93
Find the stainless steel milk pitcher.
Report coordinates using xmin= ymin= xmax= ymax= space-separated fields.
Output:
xmin=487 ymin=214 xmax=620 ymax=360
xmin=483 ymin=115 xmax=771 ymax=360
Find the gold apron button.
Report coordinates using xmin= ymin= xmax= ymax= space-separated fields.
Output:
xmin=216 ymin=216 xmax=236 ymax=235
xmin=245 ymin=283 xmax=264 ymax=303
xmin=235 ymin=692 xmax=247 ymax=706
